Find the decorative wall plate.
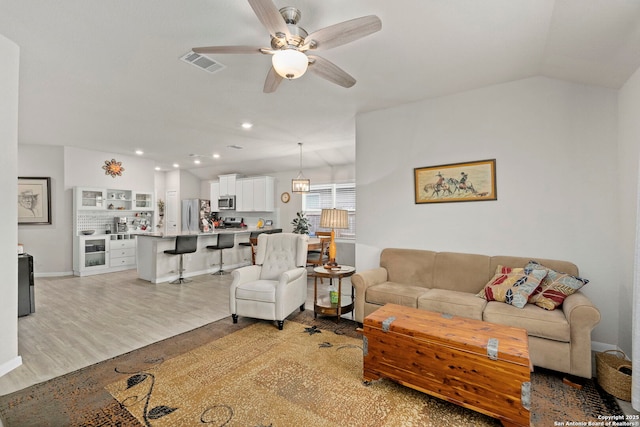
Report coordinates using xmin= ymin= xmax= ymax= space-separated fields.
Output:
xmin=103 ymin=159 xmax=124 ymax=178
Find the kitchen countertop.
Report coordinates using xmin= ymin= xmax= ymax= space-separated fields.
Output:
xmin=137 ymin=226 xmax=279 ymax=239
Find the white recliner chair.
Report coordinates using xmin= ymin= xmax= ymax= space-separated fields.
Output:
xmin=230 ymin=232 xmax=308 ymax=330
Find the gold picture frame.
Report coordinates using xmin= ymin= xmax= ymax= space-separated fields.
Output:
xmin=18 ymin=177 xmax=52 ymax=224
xmin=414 ymin=159 xmax=497 ymax=204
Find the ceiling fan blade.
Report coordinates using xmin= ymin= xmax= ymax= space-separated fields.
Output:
xmin=263 ymin=66 xmax=284 ymax=93
xmin=307 ymin=55 xmax=356 ymax=88
xmin=192 ymin=46 xmax=264 ymax=54
xmin=302 ymin=15 xmax=381 ymax=51
xmin=247 ymin=0 xmax=290 ymax=40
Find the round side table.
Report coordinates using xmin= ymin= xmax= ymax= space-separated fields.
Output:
xmin=313 ymin=265 xmax=356 ymax=323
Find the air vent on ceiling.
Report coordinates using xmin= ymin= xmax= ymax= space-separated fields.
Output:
xmin=180 ymin=51 xmax=226 ymax=74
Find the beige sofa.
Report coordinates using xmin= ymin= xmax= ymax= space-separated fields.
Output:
xmin=351 ymin=248 xmax=600 ymax=378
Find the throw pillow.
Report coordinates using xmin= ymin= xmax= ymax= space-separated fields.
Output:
xmin=525 ymin=260 xmax=589 ymax=310
xmin=477 ymin=265 xmax=548 ymax=308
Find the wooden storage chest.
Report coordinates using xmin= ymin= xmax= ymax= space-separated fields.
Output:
xmin=363 ymin=304 xmax=531 ymax=427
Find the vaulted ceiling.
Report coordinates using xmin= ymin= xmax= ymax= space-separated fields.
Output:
xmin=3 ymin=0 xmax=640 ymax=179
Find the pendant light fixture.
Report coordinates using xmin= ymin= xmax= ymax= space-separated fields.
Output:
xmin=292 ymin=142 xmax=310 ymax=193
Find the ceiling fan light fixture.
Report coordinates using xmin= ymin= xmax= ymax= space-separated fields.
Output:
xmin=272 ymin=49 xmax=308 ymax=79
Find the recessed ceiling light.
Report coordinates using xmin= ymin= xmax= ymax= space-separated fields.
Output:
xmin=154 ymin=166 xmax=161 ymax=171
xmin=194 ymin=159 xmax=201 ymax=165
xmin=135 ymin=150 xmax=144 ymax=155
xmin=173 ymin=163 xmax=179 ymax=168
xmin=213 ymin=153 xmax=220 ymax=159
xmin=241 ymin=122 xmax=253 ymax=129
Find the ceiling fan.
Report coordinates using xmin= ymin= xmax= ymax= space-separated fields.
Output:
xmin=192 ymin=0 xmax=382 ymax=93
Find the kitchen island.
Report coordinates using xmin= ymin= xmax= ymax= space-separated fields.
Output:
xmin=137 ymin=229 xmax=262 ymax=283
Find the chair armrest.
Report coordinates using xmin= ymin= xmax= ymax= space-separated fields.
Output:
xmin=279 ymin=267 xmax=306 ymax=285
xmin=231 ymin=265 xmax=262 ymax=287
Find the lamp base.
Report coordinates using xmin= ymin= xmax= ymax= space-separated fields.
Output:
xmin=324 ymin=259 xmax=340 ymax=270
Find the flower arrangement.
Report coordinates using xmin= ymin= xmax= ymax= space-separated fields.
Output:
xmin=157 ymin=199 xmax=165 ymax=216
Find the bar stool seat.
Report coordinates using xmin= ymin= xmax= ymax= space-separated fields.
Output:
xmin=164 ymin=235 xmax=198 ymax=284
xmin=207 ymin=233 xmax=235 ymax=274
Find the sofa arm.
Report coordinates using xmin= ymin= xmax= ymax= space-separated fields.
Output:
xmin=351 ymin=267 xmax=388 ymax=324
xmin=562 ymin=291 xmax=601 ymax=378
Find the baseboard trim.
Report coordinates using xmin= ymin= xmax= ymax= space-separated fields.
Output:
xmin=0 ymin=355 xmax=22 ymax=378
xmin=592 ymin=341 xmax=619 ymax=354
xmin=34 ymin=271 xmax=73 ymax=278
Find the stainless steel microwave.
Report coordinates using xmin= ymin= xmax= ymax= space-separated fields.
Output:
xmin=218 ymin=195 xmax=235 ymax=210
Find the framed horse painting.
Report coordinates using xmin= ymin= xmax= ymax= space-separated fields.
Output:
xmin=414 ymin=159 xmax=497 ymax=204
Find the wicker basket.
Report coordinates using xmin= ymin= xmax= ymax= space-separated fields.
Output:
xmin=596 ymin=349 xmax=632 ymax=401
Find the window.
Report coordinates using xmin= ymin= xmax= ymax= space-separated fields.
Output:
xmin=302 ymin=183 xmax=356 ymax=239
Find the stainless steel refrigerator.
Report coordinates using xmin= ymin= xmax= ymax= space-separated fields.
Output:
xmin=181 ymin=199 xmax=211 ymax=232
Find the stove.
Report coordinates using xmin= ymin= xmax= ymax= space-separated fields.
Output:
xmin=221 ymin=217 xmax=243 ymax=228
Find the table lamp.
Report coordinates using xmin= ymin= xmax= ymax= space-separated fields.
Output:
xmin=319 ymin=208 xmax=349 ymax=268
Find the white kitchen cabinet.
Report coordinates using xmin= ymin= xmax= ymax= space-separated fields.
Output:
xmin=73 ymin=235 xmax=109 ymax=275
xmin=253 ymin=176 xmax=274 ymax=212
xmin=132 ymin=191 xmax=154 ymax=210
xmin=210 ymin=181 xmax=220 ymax=211
xmin=219 ymin=174 xmax=238 ymax=196
xmin=109 ymin=238 xmax=136 ymax=267
xmin=236 ymin=176 xmax=274 ymax=212
xmin=73 ymin=235 xmax=138 ymax=276
xmin=75 ymin=187 xmax=107 ymax=210
xmin=241 ymin=178 xmax=254 ymax=212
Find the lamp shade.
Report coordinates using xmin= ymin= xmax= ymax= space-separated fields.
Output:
xmin=320 ymin=208 xmax=349 ymax=229
xmin=272 ymin=49 xmax=308 ymax=79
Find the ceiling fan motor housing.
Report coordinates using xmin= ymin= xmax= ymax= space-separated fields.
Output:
xmin=270 ymin=7 xmax=307 ymax=49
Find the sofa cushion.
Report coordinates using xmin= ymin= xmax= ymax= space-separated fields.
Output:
xmin=418 ymin=289 xmax=487 ymax=320
xmin=525 ymin=260 xmax=589 ymax=310
xmin=477 ymin=265 xmax=547 ymax=308
xmin=433 ymin=252 xmax=492 ymax=293
xmin=483 ymin=301 xmax=570 ymax=342
xmin=365 ymin=282 xmax=428 ymax=308
xmin=380 ymin=249 xmax=436 ymax=288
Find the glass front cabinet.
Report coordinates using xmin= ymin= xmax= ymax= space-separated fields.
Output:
xmin=74 ymin=236 xmax=109 ymax=275
xmin=133 ymin=191 xmax=154 ymax=210
xmin=76 ymin=188 xmax=108 ymax=210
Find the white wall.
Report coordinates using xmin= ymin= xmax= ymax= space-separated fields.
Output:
xmin=64 ymin=146 xmax=155 ymax=190
xmin=356 ymin=76 xmax=619 ymax=346
xmin=617 ymin=66 xmax=640 ymax=356
xmin=0 ymin=33 xmax=21 ymax=378
xmin=18 ymin=145 xmax=71 ymax=273
xmin=179 ymin=170 xmax=201 ymax=200
xmin=16 ymin=145 xmax=156 ymax=275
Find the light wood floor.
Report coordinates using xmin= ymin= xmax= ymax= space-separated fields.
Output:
xmin=0 ymin=269 xmax=345 ymax=396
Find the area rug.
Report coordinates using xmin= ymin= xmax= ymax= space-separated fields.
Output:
xmin=0 ymin=311 xmax=623 ymax=427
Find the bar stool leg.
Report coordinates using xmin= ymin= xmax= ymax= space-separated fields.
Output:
xmin=213 ymin=250 xmax=227 ymax=275
xmin=170 ymin=254 xmax=192 ymax=284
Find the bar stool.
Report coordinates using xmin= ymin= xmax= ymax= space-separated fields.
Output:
xmin=239 ymin=231 xmax=262 ymax=265
xmin=207 ymin=233 xmax=235 ymax=275
xmin=164 ymin=235 xmax=198 ymax=284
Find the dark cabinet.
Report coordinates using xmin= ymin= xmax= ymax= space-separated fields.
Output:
xmin=18 ymin=253 xmax=35 ymax=316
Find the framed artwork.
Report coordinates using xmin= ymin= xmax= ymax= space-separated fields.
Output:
xmin=18 ymin=177 xmax=52 ymax=224
xmin=414 ymin=159 xmax=497 ymax=204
